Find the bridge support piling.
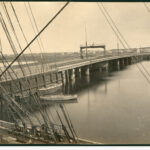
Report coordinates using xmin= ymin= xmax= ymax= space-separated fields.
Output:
xmin=65 ymin=70 xmax=69 ymax=85
xmin=81 ymin=66 xmax=90 ymax=76
xmin=85 ymin=67 xmax=90 ymax=76
xmin=128 ymin=58 xmax=131 ymax=65
xmin=55 ymin=73 xmax=59 ymax=83
xmin=105 ymin=62 xmax=109 ymax=72
xmin=109 ymin=60 xmax=117 ymax=71
xmin=61 ymin=71 xmax=66 ymax=85
xmin=108 ymin=61 xmax=112 ymax=71
xmin=116 ymin=60 xmax=120 ymax=70
xmin=131 ymin=57 xmax=134 ymax=64
xmin=119 ymin=59 xmax=125 ymax=68
xmin=75 ymin=68 xmax=81 ymax=78
xmin=124 ymin=58 xmax=128 ymax=66
xmin=49 ymin=73 xmax=53 ymax=83
xmin=69 ymin=69 xmax=75 ymax=80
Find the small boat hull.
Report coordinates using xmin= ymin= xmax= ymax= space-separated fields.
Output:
xmin=38 ymin=83 xmax=62 ymax=96
xmin=40 ymin=94 xmax=77 ymax=104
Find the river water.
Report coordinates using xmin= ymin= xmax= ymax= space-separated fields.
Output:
xmin=64 ymin=61 xmax=150 ymax=144
xmin=2 ymin=60 xmax=150 ymax=144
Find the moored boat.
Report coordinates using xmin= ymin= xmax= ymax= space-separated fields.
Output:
xmin=38 ymin=83 xmax=62 ymax=96
xmin=40 ymin=94 xmax=77 ymax=104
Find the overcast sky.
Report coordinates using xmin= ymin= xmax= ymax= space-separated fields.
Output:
xmin=0 ymin=2 xmax=150 ymax=54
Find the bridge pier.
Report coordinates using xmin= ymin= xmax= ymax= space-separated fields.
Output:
xmin=69 ymin=69 xmax=75 ymax=80
xmin=109 ymin=60 xmax=118 ymax=71
xmin=61 ymin=71 xmax=66 ymax=85
xmin=103 ymin=62 xmax=109 ymax=72
xmin=81 ymin=66 xmax=90 ymax=76
xmin=97 ymin=62 xmax=109 ymax=73
xmin=124 ymin=58 xmax=128 ymax=66
xmin=139 ymin=55 xmax=143 ymax=62
xmin=128 ymin=57 xmax=131 ymax=65
xmin=65 ymin=70 xmax=70 ymax=85
xmin=75 ymin=68 xmax=81 ymax=78
xmin=85 ymin=67 xmax=90 ymax=75
xmin=131 ymin=56 xmax=135 ymax=64
xmin=116 ymin=60 xmax=120 ymax=70
xmin=119 ymin=59 xmax=125 ymax=68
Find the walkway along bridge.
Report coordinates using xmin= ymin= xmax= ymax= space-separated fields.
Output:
xmin=1 ymin=50 xmax=150 ymax=98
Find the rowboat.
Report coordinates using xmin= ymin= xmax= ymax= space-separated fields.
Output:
xmin=38 ymin=83 xmax=62 ymax=96
xmin=40 ymin=94 xmax=77 ymax=104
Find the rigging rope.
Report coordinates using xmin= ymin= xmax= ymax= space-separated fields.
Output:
xmin=144 ymin=2 xmax=150 ymax=13
xmin=0 ymin=14 xmax=48 ymax=126
xmin=0 ymin=13 xmax=26 ymax=77
xmin=100 ymin=3 xmax=150 ymax=78
xmin=0 ymin=2 xmax=69 ymax=79
xmin=24 ymin=2 xmax=45 ymax=72
xmin=0 ymin=4 xmax=68 ymax=134
xmin=0 ymin=2 xmax=74 ymax=141
xmin=97 ymin=2 xmax=150 ymax=84
xmin=10 ymin=2 xmax=41 ymax=73
xmin=0 ymin=4 xmax=69 ymax=129
xmin=0 ymin=51 xmax=46 ymax=127
xmin=1 ymin=2 xmax=32 ymax=75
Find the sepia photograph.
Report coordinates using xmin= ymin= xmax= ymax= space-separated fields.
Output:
xmin=0 ymin=1 xmax=150 ymax=145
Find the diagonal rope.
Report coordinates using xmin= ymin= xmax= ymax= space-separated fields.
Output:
xmin=24 ymin=2 xmax=45 ymax=72
xmin=100 ymin=3 xmax=150 ymax=78
xmin=1 ymin=2 xmax=32 ymax=75
xmin=10 ymin=2 xmax=41 ymax=73
xmin=0 ymin=2 xmax=69 ymax=79
xmin=97 ymin=2 xmax=150 ymax=84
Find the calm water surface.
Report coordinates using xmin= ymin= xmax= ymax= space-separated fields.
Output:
xmin=64 ymin=61 xmax=150 ymax=144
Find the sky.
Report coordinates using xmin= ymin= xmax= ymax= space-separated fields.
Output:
xmin=0 ymin=2 xmax=150 ymax=54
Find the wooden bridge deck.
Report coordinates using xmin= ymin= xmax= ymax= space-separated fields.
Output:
xmin=0 ymin=52 xmax=149 ymax=96
xmin=1 ymin=52 xmax=149 ymax=81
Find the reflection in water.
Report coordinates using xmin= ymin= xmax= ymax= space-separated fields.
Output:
xmin=63 ymin=61 xmax=150 ymax=144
